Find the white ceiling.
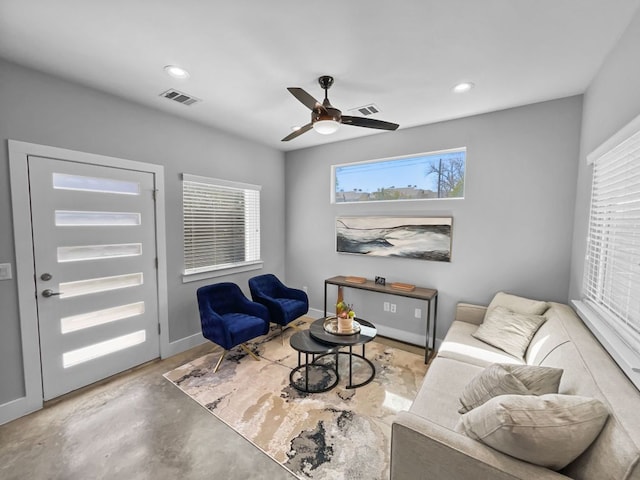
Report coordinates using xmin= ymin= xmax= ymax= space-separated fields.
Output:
xmin=1 ymin=1 xmax=639 ymax=152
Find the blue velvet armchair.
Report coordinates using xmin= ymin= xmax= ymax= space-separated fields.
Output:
xmin=248 ymin=274 xmax=309 ymax=337
xmin=196 ymin=282 xmax=270 ymax=372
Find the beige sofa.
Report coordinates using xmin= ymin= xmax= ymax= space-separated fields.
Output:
xmin=390 ymin=300 xmax=640 ymax=479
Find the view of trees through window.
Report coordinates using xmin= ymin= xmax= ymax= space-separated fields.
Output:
xmin=333 ymin=148 xmax=466 ymax=203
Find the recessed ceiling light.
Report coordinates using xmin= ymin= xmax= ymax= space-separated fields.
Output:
xmin=164 ymin=65 xmax=190 ymax=79
xmin=453 ymin=82 xmax=474 ymax=93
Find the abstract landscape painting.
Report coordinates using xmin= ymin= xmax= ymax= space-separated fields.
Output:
xmin=336 ymin=216 xmax=452 ymax=262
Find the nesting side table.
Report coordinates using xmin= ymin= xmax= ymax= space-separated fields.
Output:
xmin=289 ymin=330 xmax=339 ymax=393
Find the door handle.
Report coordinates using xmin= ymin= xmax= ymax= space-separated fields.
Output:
xmin=41 ymin=289 xmax=62 ymax=298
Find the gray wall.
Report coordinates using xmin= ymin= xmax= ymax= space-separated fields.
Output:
xmin=285 ymin=96 xmax=582 ymax=346
xmin=0 ymin=59 xmax=285 ymax=405
xmin=569 ymin=9 xmax=640 ymax=300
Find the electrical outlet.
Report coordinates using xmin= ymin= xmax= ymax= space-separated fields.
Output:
xmin=383 ymin=301 xmax=390 ymax=312
xmin=415 ymin=308 xmax=422 ymax=318
xmin=0 ymin=263 xmax=12 ymax=280
xmin=390 ymin=303 xmax=397 ymax=313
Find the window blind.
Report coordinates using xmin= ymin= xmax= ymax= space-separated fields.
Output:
xmin=183 ymin=174 xmax=261 ymax=275
xmin=583 ymin=127 xmax=640 ymax=352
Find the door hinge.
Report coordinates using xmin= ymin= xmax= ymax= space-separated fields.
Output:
xmin=152 ymin=189 xmax=158 ymax=200
xmin=158 ymin=323 xmax=161 ymax=335
xmin=155 ymin=257 xmax=159 ymax=269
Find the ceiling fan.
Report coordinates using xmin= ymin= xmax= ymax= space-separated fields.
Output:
xmin=282 ymin=75 xmax=399 ymax=142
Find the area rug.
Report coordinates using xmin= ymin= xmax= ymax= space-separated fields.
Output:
xmin=163 ymin=322 xmax=428 ymax=480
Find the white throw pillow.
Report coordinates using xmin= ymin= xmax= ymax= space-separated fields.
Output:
xmin=485 ymin=291 xmax=550 ymax=321
xmin=472 ymin=306 xmax=547 ymax=359
xmin=459 ymin=394 xmax=609 ymax=470
xmin=459 ymin=364 xmax=563 ymax=414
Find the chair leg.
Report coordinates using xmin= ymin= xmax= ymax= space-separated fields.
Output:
xmin=213 ymin=350 xmax=227 ymax=373
xmin=240 ymin=343 xmax=261 ymax=361
xmin=280 ymin=322 xmax=302 ymax=345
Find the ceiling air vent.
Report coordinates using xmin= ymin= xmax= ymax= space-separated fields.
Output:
xmin=159 ymin=89 xmax=200 ymax=106
xmin=349 ymin=104 xmax=380 ymax=116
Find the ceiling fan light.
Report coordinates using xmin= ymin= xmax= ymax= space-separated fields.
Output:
xmin=313 ymin=120 xmax=340 ymax=135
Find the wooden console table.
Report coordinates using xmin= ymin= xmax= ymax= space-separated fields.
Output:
xmin=323 ymin=276 xmax=438 ymax=363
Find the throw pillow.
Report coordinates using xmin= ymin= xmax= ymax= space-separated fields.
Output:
xmin=503 ymin=364 xmax=563 ymax=395
xmin=485 ymin=291 xmax=550 ymax=321
xmin=459 ymin=394 xmax=609 ymax=470
xmin=472 ymin=306 xmax=547 ymax=359
xmin=458 ymin=364 xmax=530 ymax=413
xmin=458 ymin=364 xmax=564 ymax=414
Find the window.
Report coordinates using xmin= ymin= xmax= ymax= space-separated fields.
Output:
xmin=575 ymin=115 xmax=640 ymax=389
xmin=332 ymin=148 xmax=466 ymax=203
xmin=182 ymin=174 xmax=261 ymax=280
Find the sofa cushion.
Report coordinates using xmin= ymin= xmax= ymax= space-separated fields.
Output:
xmin=459 ymin=394 xmax=609 ymax=470
xmin=485 ymin=291 xmax=550 ymax=320
xmin=535 ymin=306 xmax=640 ymax=480
xmin=473 ymin=306 xmax=547 ymax=359
xmin=459 ymin=364 xmax=563 ymax=413
xmin=525 ymin=304 xmax=571 ymax=365
xmin=411 ymin=357 xmax=484 ymax=430
xmin=438 ymin=320 xmax=524 ymax=367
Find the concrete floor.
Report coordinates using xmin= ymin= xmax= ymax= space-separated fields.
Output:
xmin=0 ymin=333 xmax=424 ymax=480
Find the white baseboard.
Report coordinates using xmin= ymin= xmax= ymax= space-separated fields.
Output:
xmin=164 ymin=332 xmax=208 ymax=358
xmin=307 ymin=307 xmax=325 ymax=319
xmin=0 ymin=396 xmax=40 ymax=426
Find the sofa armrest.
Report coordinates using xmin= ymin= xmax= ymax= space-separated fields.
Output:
xmin=391 ymin=411 xmax=570 ymax=480
xmin=455 ymin=302 xmax=487 ymax=325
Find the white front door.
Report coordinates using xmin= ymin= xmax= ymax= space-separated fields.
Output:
xmin=28 ymin=156 xmax=160 ymax=400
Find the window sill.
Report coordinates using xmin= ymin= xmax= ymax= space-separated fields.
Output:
xmin=572 ymin=299 xmax=640 ymax=389
xmin=182 ymin=261 xmax=263 ymax=284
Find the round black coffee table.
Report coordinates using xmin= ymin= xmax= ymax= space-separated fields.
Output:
xmin=289 ymin=330 xmax=339 ymax=393
xmin=309 ymin=318 xmax=377 ymax=389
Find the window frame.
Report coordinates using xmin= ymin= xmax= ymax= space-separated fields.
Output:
xmin=181 ymin=173 xmax=262 ymax=283
xmin=330 ymin=147 xmax=466 ymax=204
xmin=573 ymin=113 xmax=640 ymax=390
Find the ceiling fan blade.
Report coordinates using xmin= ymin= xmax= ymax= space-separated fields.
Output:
xmin=281 ymin=123 xmax=313 ymax=142
xmin=287 ymin=87 xmax=326 ymax=113
xmin=341 ymin=116 xmax=399 ymax=131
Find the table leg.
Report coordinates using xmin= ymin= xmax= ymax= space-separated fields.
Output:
xmin=432 ymin=294 xmax=438 ymax=357
xmin=425 ymin=299 xmax=431 ymax=364
xmin=348 ymin=345 xmax=353 ymax=388
xmin=424 ymin=294 xmax=439 ymax=363
xmin=323 ymin=281 xmax=328 ymax=317
xmin=305 ymin=352 xmax=309 ymax=391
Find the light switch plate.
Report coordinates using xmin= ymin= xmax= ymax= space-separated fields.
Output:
xmin=0 ymin=263 xmax=12 ymax=280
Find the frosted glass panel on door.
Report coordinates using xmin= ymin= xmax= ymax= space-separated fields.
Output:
xmin=53 ymin=173 xmax=140 ymax=195
xmin=60 ymin=273 xmax=143 ymax=298
xmin=55 ymin=210 xmax=141 ymax=226
xmin=61 ymin=302 xmax=145 ymax=334
xmin=63 ymin=330 xmax=147 ymax=368
xmin=58 ymin=243 xmax=143 ymax=262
